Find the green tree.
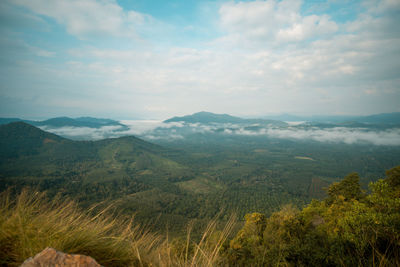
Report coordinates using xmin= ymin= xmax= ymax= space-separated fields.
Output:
xmin=385 ymin=165 xmax=400 ymax=191
xmin=326 ymin=172 xmax=363 ymax=204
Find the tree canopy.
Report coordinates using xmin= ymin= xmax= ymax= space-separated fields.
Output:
xmin=223 ymin=166 xmax=400 ymax=266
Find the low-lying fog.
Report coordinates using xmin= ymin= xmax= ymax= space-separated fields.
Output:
xmin=38 ymin=120 xmax=400 ymax=146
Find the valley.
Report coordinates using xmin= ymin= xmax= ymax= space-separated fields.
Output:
xmin=1 ymin=113 xmax=400 ymax=236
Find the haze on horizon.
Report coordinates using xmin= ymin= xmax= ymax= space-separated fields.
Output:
xmin=0 ymin=0 xmax=399 ymax=120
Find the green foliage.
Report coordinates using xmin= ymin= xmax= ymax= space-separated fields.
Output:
xmin=326 ymin=172 xmax=364 ymax=204
xmin=227 ymin=213 xmax=266 ymax=265
xmin=1 ymin=166 xmax=400 ymax=266
xmin=385 ymin=165 xmax=400 ymax=190
xmin=225 ymin=168 xmax=400 ymax=266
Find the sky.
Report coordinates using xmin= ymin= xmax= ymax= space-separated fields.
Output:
xmin=0 ymin=0 xmax=399 ymax=120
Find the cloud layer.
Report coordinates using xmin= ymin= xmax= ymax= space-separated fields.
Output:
xmin=39 ymin=125 xmax=124 ymax=140
xmin=264 ymin=127 xmax=400 ymax=146
xmin=40 ymin=120 xmax=400 ymax=146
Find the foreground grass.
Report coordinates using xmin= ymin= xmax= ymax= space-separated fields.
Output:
xmin=0 ymin=189 xmax=234 ymax=267
xmin=2 ymin=167 xmax=399 ymax=266
xmin=0 ymin=189 xmax=160 ymax=266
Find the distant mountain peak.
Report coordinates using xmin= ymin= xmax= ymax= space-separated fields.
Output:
xmin=193 ymin=111 xmax=231 ymax=116
xmin=164 ymin=111 xmax=287 ymax=126
xmin=262 ymin=112 xmax=400 ymax=124
xmin=164 ymin=111 xmax=242 ymax=123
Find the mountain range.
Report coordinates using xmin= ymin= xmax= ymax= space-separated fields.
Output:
xmin=1 ymin=112 xmax=400 ymax=132
xmin=0 ymin=116 xmax=125 ymax=128
xmin=262 ymin=112 xmax=400 ymax=124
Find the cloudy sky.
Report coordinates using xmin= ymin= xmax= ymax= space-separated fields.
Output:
xmin=0 ymin=0 xmax=399 ymax=120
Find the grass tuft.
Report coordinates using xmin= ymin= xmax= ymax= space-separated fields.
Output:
xmin=0 ymin=189 xmax=160 ymax=267
xmin=158 ymin=214 xmax=236 ymax=267
xmin=0 ymin=189 xmax=234 ymax=267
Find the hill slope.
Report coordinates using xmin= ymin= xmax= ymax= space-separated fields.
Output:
xmin=0 ymin=122 xmax=190 ymax=194
xmin=0 ymin=122 xmax=209 ymax=233
xmin=0 ymin=122 xmax=67 ymax=159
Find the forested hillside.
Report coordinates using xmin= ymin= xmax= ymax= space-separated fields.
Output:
xmin=1 ymin=121 xmax=400 ymax=236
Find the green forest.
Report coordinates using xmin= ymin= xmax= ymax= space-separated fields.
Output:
xmin=0 ymin=122 xmax=399 ymax=266
xmin=1 ymin=166 xmax=399 ymax=266
xmin=221 ymin=167 xmax=400 ymax=266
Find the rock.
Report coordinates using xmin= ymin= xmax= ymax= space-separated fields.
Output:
xmin=20 ymin=247 xmax=102 ymax=267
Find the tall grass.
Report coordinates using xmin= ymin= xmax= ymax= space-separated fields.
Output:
xmin=0 ymin=189 xmax=235 ymax=267
xmin=0 ymin=189 xmax=160 ymax=266
xmin=159 ymin=214 xmax=236 ymax=267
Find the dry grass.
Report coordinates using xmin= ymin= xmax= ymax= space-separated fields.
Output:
xmin=0 ymin=189 xmax=160 ymax=266
xmin=0 ymin=189 xmax=235 ymax=267
xmin=157 ymin=214 xmax=236 ymax=267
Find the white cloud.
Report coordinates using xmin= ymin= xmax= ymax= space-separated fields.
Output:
xmin=1 ymin=0 xmax=399 ymax=118
xmin=264 ymin=127 xmax=400 ymax=146
xmin=363 ymin=0 xmax=400 ymax=14
xmin=179 ymin=123 xmax=400 ymax=146
xmin=38 ymin=120 xmax=400 ymax=146
xmin=145 ymin=134 xmax=184 ymax=141
xmin=39 ymin=125 xmax=124 ymax=140
xmin=119 ymin=120 xmax=184 ymax=136
xmin=218 ymin=0 xmax=337 ymax=44
xmin=277 ymin=14 xmax=338 ymax=42
xmin=12 ymin=0 xmax=150 ymax=39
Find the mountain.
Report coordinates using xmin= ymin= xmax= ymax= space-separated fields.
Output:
xmin=0 ymin=122 xmax=67 ymax=159
xmin=164 ymin=111 xmax=400 ymax=127
xmin=75 ymin=117 xmax=122 ymax=125
xmin=0 ymin=122 xmax=178 ymax=169
xmin=31 ymin=116 xmax=126 ymax=128
xmin=0 ymin=122 xmax=195 ymax=232
xmin=0 ymin=116 xmax=126 ymax=128
xmin=263 ymin=112 xmax=400 ymax=124
xmin=165 ymin=111 xmax=245 ymax=124
xmin=164 ymin=111 xmax=287 ymax=126
xmin=0 ymin=118 xmax=23 ymax=125
xmin=356 ymin=112 xmax=400 ymax=124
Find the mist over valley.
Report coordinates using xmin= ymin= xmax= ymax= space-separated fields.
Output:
xmin=5 ymin=112 xmax=399 ymax=146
